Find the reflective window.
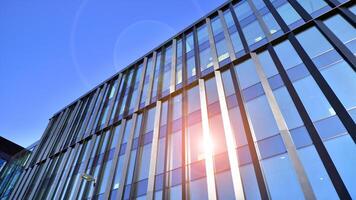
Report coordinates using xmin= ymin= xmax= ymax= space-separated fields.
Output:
xmin=297 ymin=146 xmax=339 ymax=199
xmin=261 ymin=154 xmax=304 ymax=199
xmin=325 ymin=135 xmax=356 ymax=198
xmin=253 ymin=0 xmax=282 ymax=37
xmin=234 ymin=59 xmax=260 ymax=89
xmin=139 ymin=57 xmax=154 ymax=108
xmin=162 ymin=45 xmax=172 ymax=95
xmin=197 ymin=24 xmax=214 ymax=72
xmin=274 ymin=40 xmax=303 ymax=70
xmin=324 ymin=14 xmax=356 ymax=54
xmin=117 ymin=70 xmax=134 ymax=119
xmin=176 ymin=39 xmax=183 ymax=85
xmin=128 ymin=63 xmax=143 ymax=114
xmin=296 ymin=27 xmax=356 ymax=118
xmin=321 ymin=61 xmax=356 ymax=120
xmin=233 ymin=1 xmax=266 ymax=48
xmin=296 ymin=0 xmax=330 ymax=17
xmin=137 ymin=144 xmax=152 ymax=181
xmin=273 ymin=1 xmax=302 ymax=29
xmin=273 ymin=87 xmax=304 ymax=129
xmin=223 ymin=9 xmax=244 ymax=56
xmin=293 ymin=76 xmax=335 ymax=121
xmin=215 ymin=171 xmax=235 ymax=199
xmin=234 ymin=1 xmax=253 ymax=20
xmin=262 ymin=12 xmax=282 ymax=37
xmin=242 ymin=20 xmax=266 ymax=47
xmin=187 ymin=86 xmax=201 ymax=114
xmin=169 ymin=185 xmax=182 ymax=200
xmin=186 ymin=32 xmax=197 ymax=80
xmin=240 ymin=164 xmax=261 ymax=199
xmin=189 ymin=178 xmax=208 ymax=200
xmin=151 ymin=52 xmax=162 ymax=101
xmin=187 ymin=122 xmax=204 ymax=164
xmin=211 ymin=16 xmax=230 ymax=63
xmin=246 ymin=95 xmax=280 ymax=141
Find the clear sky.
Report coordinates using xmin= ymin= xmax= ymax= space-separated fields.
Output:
xmin=0 ymin=0 xmax=226 ymax=147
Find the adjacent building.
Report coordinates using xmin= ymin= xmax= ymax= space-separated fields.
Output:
xmin=0 ymin=140 xmax=38 ymax=200
xmin=0 ymin=137 xmax=24 ymax=172
xmin=6 ymin=0 xmax=356 ymax=199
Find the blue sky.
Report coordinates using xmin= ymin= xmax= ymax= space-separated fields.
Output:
xmin=0 ymin=0 xmax=226 ymax=147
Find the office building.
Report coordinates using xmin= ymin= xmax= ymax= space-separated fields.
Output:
xmin=7 ymin=0 xmax=356 ymax=199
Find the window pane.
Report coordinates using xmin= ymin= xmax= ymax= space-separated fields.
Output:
xmin=297 ymin=146 xmax=338 ymax=199
xmin=325 ymin=135 xmax=356 ymax=198
xmin=244 ymin=20 xmax=266 ymax=46
xmin=324 ymin=14 xmax=356 ymax=54
xmin=274 ymin=2 xmax=302 ymax=28
xmin=234 ymin=59 xmax=260 ymax=89
xmin=223 ymin=10 xmax=244 ymax=55
xmin=189 ymin=178 xmax=208 ymax=200
xmin=246 ymin=95 xmax=279 ymax=140
xmin=273 ymin=87 xmax=304 ymax=129
xmin=186 ymin=32 xmax=197 ymax=79
xmin=215 ymin=171 xmax=235 ymax=199
xmin=293 ymin=76 xmax=335 ymax=121
xmin=296 ymin=0 xmax=330 ymax=16
xmin=261 ymin=154 xmax=304 ymax=199
xmin=197 ymin=24 xmax=214 ymax=72
xmin=240 ymin=164 xmax=261 ymax=199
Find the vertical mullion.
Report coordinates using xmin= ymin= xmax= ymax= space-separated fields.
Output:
xmin=48 ymin=109 xmax=72 ymax=156
xmin=128 ymin=112 xmax=149 ymax=199
xmin=146 ymin=52 xmax=157 ymax=107
xmin=162 ymin=98 xmax=173 ymax=200
xmin=198 ymin=79 xmax=217 ymax=200
xmin=323 ymin=0 xmax=356 ymax=26
xmin=115 ymin=115 xmax=138 ymax=199
xmin=26 ymin=118 xmax=55 ymax=168
xmin=214 ymin=70 xmax=245 ymax=199
xmin=92 ymin=126 xmax=117 ymax=196
xmin=15 ymin=165 xmax=38 ymax=199
xmin=26 ymin=157 xmax=54 ymax=199
xmin=68 ymin=98 xmax=90 ymax=145
xmin=50 ymin=144 xmax=80 ymax=198
xmin=229 ymin=3 xmax=250 ymax=53
xmin=57 ymin=101 xmax=82 ymax=152
xmin=87 ymin=84 xmax=109 ymax=135
xmin=146 ymin=101 xmax=162 ymax=200
xmin=267 ymin=44 xmax=352 ymax=199
xmin=9 ymin=168 xmax=30 ymax=199
xmin=123 ymin=65 xmax=139 ymax=118
xmin=135 ymin=58 xmax=148 ymax=113
xmin=229 ymin=65 xmax=270 ymax=199
xmin=102 ymin=119 xmax=128 ymax=200
xmin=78 ymin=89 xmax=100 ymax=142
xmin=182 ymin=33 xmax=188 ymax=87
xmin=218 ymin=10 xmax=237 ymax=61
xmin=71 ymin=134 xmax=98 ymax=199
xmin=37 ymin=111 xmax=66 ymax=163
xmin=170 ymin=39 xmax=177 ymax=93
xmin=157 ymin=48 xmax=166 ymax=100
xmin=314 ymin=20 xmax=356 ymax=70
xmin=337 ymin=5 xmax=356 ymax=27
xmin=206 ymin=17 xmax=220 ymax=71
xmin=262 ymin=0 xmax=290 ymax=32
xmin=288 ymin=33 xmax=356 ymax=142
xmin=193 ymin=27 xmax=202 ymax=78
xmin=105 ymin=74 xmax=123 ymax=127
xmin=251 ymin=52 xmax=316 ymax=199
xmin=246 ymin=0 xmax=273 ymax=40
xmin=181 ymin=34 xmax=188 ymax=200
xmin=287 ymin=0 xmax=313 ymax=21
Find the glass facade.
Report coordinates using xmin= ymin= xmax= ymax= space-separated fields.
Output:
xmin=6 ymin=0 xmax=356 ymax=199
